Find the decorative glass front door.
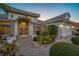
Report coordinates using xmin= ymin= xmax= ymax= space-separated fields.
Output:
xmin=19 ymin=22 xmax=28 ymax=35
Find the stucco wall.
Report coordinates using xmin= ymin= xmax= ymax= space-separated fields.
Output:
xmin=14 ymin=21 xmax=18 ymax=36
xmin=45 ymin=21 xmax=72 ymax=39
xmin=60 ymin=22 xmax=72 ymax=37
xmin=29 ymin=18 xmax=37 ymax=37
xmin=8 ymin=12 xmax=30 ymax=20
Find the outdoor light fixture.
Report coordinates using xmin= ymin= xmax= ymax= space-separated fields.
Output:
xmin=60 ymin=24 xmax=63 ymax=28
xmin=71 ymin=26 xmax=74 ymax=28
xmin=21 ymin=23 xmax=26 ymax=25
xmin=67 ymin=26 xmax=70 ymax=29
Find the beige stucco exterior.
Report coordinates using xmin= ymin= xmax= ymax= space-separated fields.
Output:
xmin=36 ymin=12 xmax=73 ymax=40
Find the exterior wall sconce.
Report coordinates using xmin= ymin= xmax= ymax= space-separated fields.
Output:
xmin=21 ymin=23 xmax=26 ymax=25
xmin=67 ymin=26 xmax=70 ymax=29
xmin=71 ymin=26 xmax=74 ymax=28
xmin=60 ymin=24 xmax=63 ymax=28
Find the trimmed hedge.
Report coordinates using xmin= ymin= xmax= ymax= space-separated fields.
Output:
xmin=49 ymin=42 xmax=79 ymax=56
xmin=71 ymin=37 xmax=79 ymax=45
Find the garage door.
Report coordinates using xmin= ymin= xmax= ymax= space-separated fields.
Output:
xmin=61 ymin=26 xmax=72 ymax=37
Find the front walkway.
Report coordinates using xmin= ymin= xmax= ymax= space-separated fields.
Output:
xmin=16 ymin=35 xmax=72 ymax=56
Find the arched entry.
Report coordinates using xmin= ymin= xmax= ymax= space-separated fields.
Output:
xmin=18 ymin=19 xmax=29 ymax=35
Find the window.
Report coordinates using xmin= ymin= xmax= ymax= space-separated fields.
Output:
xmin=0 ymin=25 xmax=10 ymax=35
xmin=11 ymin=14 xmax=14 ymax=18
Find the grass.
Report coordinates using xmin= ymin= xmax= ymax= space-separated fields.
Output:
xmin=49 ymin=42 xmax=79 ymax=56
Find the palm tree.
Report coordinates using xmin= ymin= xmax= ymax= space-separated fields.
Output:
xmin=0 ymin=4 xmax=9 ymax=14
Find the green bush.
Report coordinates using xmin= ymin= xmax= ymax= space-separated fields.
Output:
xmin=33 ymin=36 xmax=39 ymax=41
xmin=36 ymin=31 xmax=41 ymax=35
xmin=49 ymin=42 xmax=79 ymax=56
xmin=74 ymin=28 xmax=79 ymax=36
xmin=0 ymin=38 xmax=6 ymax=44
xmin=76 ymin=28 xmax=79 ymax=33
xmin=40 ymin=36 xmax=52 ymax=44
xmin=33 ymin=35 xmax=55 ymax=45
xmin=42 ymin=31 xmax=48 ymax=36
xmin=71 ymin=37 xmax=79 ymax=45
xmin=0 ymin=41 xmax=18 ymax=56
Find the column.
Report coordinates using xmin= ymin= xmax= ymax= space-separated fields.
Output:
xmin=29 ymin=20 xmax=33 ymax=36
xmin=14 ymin=21 xmax=18 ymax=36
xmin=10 ymin=20 xmax=14 ymax=36
xmin=33 ymin=22 xmax=36 ymax=35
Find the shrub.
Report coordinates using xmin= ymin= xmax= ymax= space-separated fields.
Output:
xmin=74 ymin=28 xmax=79 ymax=36
xmin=43 ymin=36 xmax=54 ymax=44
xmin=33 ymin=35 xmax=55 ymax=45
xmin=0 ymin=41 xmax=18 ymax=56
xmin=33 ymin=36 xmax=39 ymax=41
xmin=49 ymin=42 xmax=79 ymax=56
xmin=0 ymin=38 xmax=6 ymax=44
xmin=36 ymin=31 xmax=41 ymax=35
xmin=40 ymin=35 xmax=52 ymax=44
xmin=76 ymin=28 xmax=79 ymax=33
xmin=71 ymin=37 xmax=79 ymax=45
xmin=42 ymin=31 xmax=48 ymax=36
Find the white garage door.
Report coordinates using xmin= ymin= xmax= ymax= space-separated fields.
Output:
xmin=61 ymin=26 xmax=72 ymax=37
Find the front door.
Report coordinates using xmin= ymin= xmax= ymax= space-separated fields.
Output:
xmin=19 ymin=22 xmax=28 ymax=35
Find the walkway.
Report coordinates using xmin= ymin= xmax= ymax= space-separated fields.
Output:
xmin=16 ymin=35 xmax=72 ymax=56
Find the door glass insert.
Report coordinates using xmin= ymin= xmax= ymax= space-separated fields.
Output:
xmin=19 ymin=22 xmax=28 ymax=35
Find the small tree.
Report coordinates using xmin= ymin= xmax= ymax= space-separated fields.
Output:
xmin=47 ymin=25 xmax=58 ymax=36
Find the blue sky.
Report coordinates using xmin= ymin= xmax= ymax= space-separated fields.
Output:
xmin=8 ymin=3 xmax=79 ymax=22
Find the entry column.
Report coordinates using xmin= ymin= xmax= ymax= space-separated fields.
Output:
xmin=29 ymin=18 xmax=36 ymax=36
xmin=10 ymin=20 xmax=14 ymax=36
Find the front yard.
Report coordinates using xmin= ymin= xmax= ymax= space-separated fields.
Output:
xmin=0 ymin=25 xmax=79 ymax=56
xmin=49 ymin=28 xmax=79 ymax=56
xmin=33 ymin=25 xmax=58 ymax=46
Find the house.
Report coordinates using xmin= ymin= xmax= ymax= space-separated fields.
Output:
xmin=35 ymin=19 xmax=44 ymax=33
xmin=37 ymin=12 xmax=73 ymax=39
xmin=0 ymin=4 xmax=74 ymax=43
xmin=0 ymin=4 xmax=40 ymax=43
xmin=45 ymin=12 xmax=73 ymax=38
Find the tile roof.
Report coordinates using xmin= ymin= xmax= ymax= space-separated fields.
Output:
xmin=0 ymin=4 xmax=40 ymax=18
xmin=72 ymin=22 xmax=79 ymax=28
xmin=44 ymin=12 xmax=71 ymax=24
xmin=36 ymin=19 xmax=44 ymax=25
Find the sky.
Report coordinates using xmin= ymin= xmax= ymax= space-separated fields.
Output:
xmin=8 ymin=3 xmax=79 ymax=22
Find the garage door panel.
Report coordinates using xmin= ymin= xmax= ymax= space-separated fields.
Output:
xmin=61 ymin=26 xmax=72 ymax=37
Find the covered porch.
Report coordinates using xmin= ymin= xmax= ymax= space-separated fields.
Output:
xmin=14 ymin=17 xmax=37 ymax=37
